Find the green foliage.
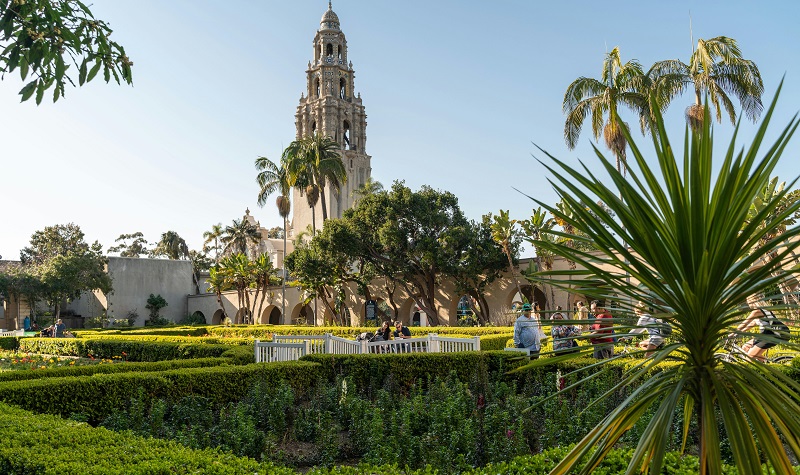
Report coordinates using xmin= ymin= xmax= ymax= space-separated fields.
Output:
xmin=530 ymin=89 xmax=800 ymax=473
xmin=0 ymin=357 xmax=228 ymax=383
xmin=179 ymin=312 xmax=207 ymax=325
xmin=0 ymin=403 xmax=294 ymax=474
xmin=145 ymin=293 xmax=169 ymax=325
xmin=0 ymin=361 xmax=321 ymax=423
xmin=0 ymin=0 xmax=133 ymax=104
xmin=107 ymin=232 xmax=150 ymax=257
xmin=18 ymin=337 xmax=236 ymax=361
xmin=17 ymin=223 xmax=112 ymax=316
xmin=150 ymin=230 xmax=189 ymax=260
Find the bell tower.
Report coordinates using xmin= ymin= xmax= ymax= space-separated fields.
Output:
xmin=292 ymin=2 xmax=371 ymax=235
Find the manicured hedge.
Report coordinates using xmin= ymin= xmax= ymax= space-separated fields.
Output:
xmin=0 ymin=361 xmax=321 ymax=423
xmin=58 ymin=334 xmax=253 ymax=345
xmin=480 ymin=333 xmax=513 ymax=350
xmin=18 ymin=338 xmax=235 ymax=361
xmin=0 ymin=357 xmax=231 ymax=383
xmin=0 ymin=402 xmax=294 ymax=474
xmin=302 ymin=351 xmax=528 ymax=395
xmin=208 ymin=324 xmax=515 ymax=339
xmin=74 ymin=326 xmax=211 ymax=337
xmin=0 ymin=337 xmax=20 ymax=351
xmin=0 ymin=401 xmax=741 ymax=475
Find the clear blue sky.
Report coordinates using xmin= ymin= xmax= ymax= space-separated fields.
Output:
xmin=2 ymin=1 xmax=799 ymax=259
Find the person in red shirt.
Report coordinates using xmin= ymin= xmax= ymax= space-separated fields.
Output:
xmin=589 ymin=300 xmax=614 ymax=359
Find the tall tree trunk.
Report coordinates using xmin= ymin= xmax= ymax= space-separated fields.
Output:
xmin=282 ymin=216 xmax=287 ymax=323
xmin=506 ymin=253 xmax=524 ymax=305
xmin=319 ymin=183 xmax=328 ymax=220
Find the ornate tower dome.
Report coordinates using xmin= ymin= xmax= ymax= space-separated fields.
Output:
xmin=320 ymin=2 xmax=340 ymax=31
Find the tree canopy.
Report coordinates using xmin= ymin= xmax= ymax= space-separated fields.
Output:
xmin=0 ymin=0 xmax=133 ymax=103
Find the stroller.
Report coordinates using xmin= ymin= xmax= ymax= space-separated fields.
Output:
xmin=356 ymin=331 xmax=384 ymax=343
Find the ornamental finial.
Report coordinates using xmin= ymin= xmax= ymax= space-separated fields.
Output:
xmin=328 ymin=1 xmax=332 ymax=10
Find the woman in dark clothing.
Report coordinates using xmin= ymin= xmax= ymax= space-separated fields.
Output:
xmin=375 ymin=320 xmax=392 ymax=341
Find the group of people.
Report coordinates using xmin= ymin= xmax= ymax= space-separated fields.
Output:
xmin=374 ymin=320 xmax=412 ymax=341
xmin=39 ymin=319 xmax=66 ymax=338
xmin=513 ymin=295 xmax=789 ymax=361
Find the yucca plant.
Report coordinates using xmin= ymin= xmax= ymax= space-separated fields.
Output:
xmin=524 ymin=84 xmax=800 ymax=474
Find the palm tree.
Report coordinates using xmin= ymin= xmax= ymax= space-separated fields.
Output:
xmin=490 ymin=210 xmax=524 ymax=303
xmin=283 ymin=132 xmax=347 ymax=222
xmin=648 ymin=36 xmax=763 ymax=131
xmin=206 ymin=266 xmax=231 ymax=322
xmin=351 ymin=177 xmax=384 ymax=203
xmin=563 ymin=47 xmax=651 ymax=175
xmin=150 ymin=231 xmax=189 ymax=260
xmin=527 ymin=90 xmax=800 ymax=474
xmin=219 ymin=253 xmax=254 ymax=324
xmin=221 ymin=218 xmax=261 ymax=258
xmin=202 ymin=223 xmax=224 ymax=266
xmin=255 ymin=155 xmax=292 ymax=322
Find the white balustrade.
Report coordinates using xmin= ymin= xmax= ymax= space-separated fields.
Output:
xmin=255 ymin=333 xmax=481 ymax=362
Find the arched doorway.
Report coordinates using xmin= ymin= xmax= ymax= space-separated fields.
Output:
xmin=190 ymin=311 xmax=206 ymax=324
xmin=290 ymin=303 xmax=314 ymax=325
xmin=211 ymin=309 xmax=224 ymax=325
xmin=259 ymin=305 xmax=282 ymax=325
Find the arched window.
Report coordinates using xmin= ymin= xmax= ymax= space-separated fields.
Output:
xmin=339 ymin=78 xmax=346 ymax=99
xmin=315 ymin=78 xmax=320 ymax=97
xmin=342 ymin=120 xmax=351 ymax=148
xmin=326 ymin=43 xmax=333 ymax=56
xmin=311 ymin=121 xmax=317 ymax=134
xmin=337 ymin=45 xmax=342 ymax=60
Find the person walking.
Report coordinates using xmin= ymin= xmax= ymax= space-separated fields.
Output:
xmin=589 ymin=301 xmax=614 ymax=359
xmin=513 ymin=303 xmax=541 ymax=358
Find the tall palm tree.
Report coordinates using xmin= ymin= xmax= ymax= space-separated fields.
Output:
xmin=202 ymin=223 xmax=224 ymax=265
xmin=563 ymin=47 xmax=651 ymax=175
xmin=150 ymin=231 xmax=189 ymax=260
xmin=221 ymin=218 xmax=261 ymax=257
xmin=283 ymin=132 xmax=347 ymax=222
xmin=648 ymin=36 xmax=763 ymax=131
xmin=528 ymin=91 xmax=800 ymax=475
xmin=255 ymin=155 xmax=291 ymax=322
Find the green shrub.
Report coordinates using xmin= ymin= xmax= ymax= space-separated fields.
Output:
xmin=0 ymin=402 xmax=294 ymax=474
xmin=480 ymin=333 xmax=513 ymax=350
xmin=302 ymin=351 xmax=526 ymax=396
xmin=18 ymin=338 xmax=235 ymax=361
xmin=0 ymin=337 xmax=20 ymax=351
xmin=0 ymin=357 xmax=230 ymax=383
xmin=207 ymin=324 xmax=515 ymax=339
xmin=0 ymin=361 xmax=322 ymax=423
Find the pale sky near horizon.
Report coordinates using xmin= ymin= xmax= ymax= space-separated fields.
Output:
xmin=2 ymin=1 xmax=799 ymax=260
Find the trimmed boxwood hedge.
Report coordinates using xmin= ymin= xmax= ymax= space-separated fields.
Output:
xmin=18 ymin=338 xmax=235 ymax=361
xmin=0 ymin=357 xmax=231 ymax=383
xmin=0 ymin=402 xmax=294 ymax=474
xmin=302 ymin=350 xmax=528 ymax=395
xmin=208 ymin=324 xmax=515 ymax=339
xmin=0 ymin=401 xmax=743 ymax=475
xmin=0 ymin=361 xmax=321 ymax=423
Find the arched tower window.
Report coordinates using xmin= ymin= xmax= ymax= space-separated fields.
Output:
xmin=326 ymin=43 xmax=333 ymax=56
xmin=337 ymin=45 xmax=342 ymax=60
xmin=315 ymin=78 xmax=320 ymax=97
xmin=311 ymin=121 xmax=317 ymax=134
xmin=339 ymin=78 xmax=346 ymax=99
xmin=343 ymin=120 xmax=351 ymax=148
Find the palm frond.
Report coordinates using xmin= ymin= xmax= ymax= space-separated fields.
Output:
xmin=525 ymin=83 xmax=800 ymax=473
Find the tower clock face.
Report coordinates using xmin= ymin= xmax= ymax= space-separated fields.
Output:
xmin=325 ymin=57 xmax=333 ymax=64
